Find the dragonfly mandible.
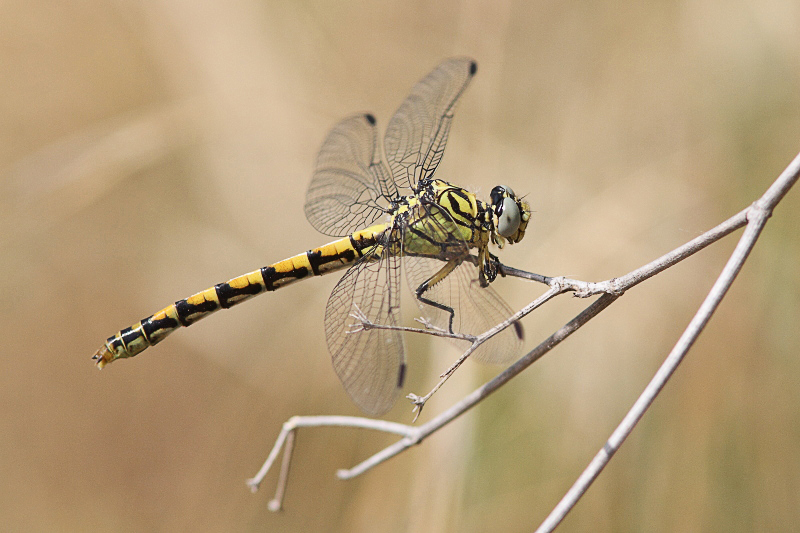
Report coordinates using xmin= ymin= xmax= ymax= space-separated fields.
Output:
xmin=92 ymin=57 xmax=531 ymax=415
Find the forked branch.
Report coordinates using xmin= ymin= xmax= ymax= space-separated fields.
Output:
xmin=251 ymin=151 xmax=799 ymax=523
xmin=534 ymin=150 xmax=800 ymax=533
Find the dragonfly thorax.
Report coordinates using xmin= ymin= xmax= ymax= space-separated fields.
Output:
xmin=92 ymin=57 xmax=534 ymax=418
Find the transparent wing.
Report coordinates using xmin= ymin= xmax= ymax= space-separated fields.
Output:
xmin=384 ymin=57 xmax=477 ymax=190
xmin=402 ymin=203 xmax=522 ymax=365
xmin=305 ymin=114 xmax=396 ymax=237
xmin=325 ymin=239 xmax=405 ymax=415
xmin=405 ymin=257 xmax=522 ymax=365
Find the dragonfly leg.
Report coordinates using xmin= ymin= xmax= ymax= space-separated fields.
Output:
xmin=414 ymin=259 xmax=460 ymax=334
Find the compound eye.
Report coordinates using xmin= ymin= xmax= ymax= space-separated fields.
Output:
xmin=490 ymin=185 xmax=516 ymax=206
xmin=497 ymin=197 xmax=521 ymax=237
xmin=490 ymin=186 xmax=505 ymax=207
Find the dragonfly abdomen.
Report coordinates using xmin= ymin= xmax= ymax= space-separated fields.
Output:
xmin=92 ymin=225 xmax=386 ymax=369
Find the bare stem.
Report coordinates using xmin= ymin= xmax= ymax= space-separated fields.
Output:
xmin=251 ymin=151 xmax=800 ymax=516
xmin=534 ymin=150 xmax=800 ymax=532
xmin=408 ymin=285 xmax=562 ymax=415
xmin=338 ymin=293 xmax=618 ymax=479
xmin=267 ymin=428 xmax=295 ymax=512
xmin=248 ymin=415 xmax=413 ymax=495
xmin=354 ymin=315 xmax=477 ymax=343
xmin=502 ymin=207 xmax=749 ymax=298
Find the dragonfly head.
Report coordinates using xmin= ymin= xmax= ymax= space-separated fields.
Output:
xmin=489 ymin=185 xmax=530 ymax=248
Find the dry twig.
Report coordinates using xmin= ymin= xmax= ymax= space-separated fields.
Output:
xmin=250 ymin=151 xmax=800 ymax=521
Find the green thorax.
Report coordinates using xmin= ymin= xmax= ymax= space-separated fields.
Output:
xmin=391 ymin=179 xmax=491 ymax=258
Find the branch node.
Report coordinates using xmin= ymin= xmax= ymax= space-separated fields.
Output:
xmin=747 ymin=201 xmax=772 ymax=222
xmin=241 ymin=150 xmax=800 ymax=514
xmin=548 ymin=276 xmax=564 ymax=293
xmin=608 ymin=277 xmax=626 ymax=296
xmin=414 ymin=316 xmax=447 ymax=334
xmin=407 ymin=393 xmax=426 ymax=422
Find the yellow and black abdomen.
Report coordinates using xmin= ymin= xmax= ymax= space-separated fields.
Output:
xmin=92 ymin=224 xmax=386 ymax=368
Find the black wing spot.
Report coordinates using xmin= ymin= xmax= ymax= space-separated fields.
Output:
xmin=469 ymin=61 xmax=477 ymax=75
xmin=365 ymin=113 xmax=376 ymax=125
xmin=513 ymin=320 xmax=524 ymax=341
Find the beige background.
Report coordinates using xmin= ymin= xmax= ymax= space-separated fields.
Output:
xmin=2 ymin=1 xmax=799 ymax=531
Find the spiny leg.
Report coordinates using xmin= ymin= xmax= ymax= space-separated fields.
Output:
xmin=414 ymin=259 xmax=460 ymax=334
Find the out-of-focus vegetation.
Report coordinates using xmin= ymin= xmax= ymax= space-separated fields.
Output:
xmin=1 ymin=1 xmax=798 ymax=531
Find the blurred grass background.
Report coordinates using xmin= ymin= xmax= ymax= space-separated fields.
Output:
xmin=1 ymin=1 xmax=799 ymax=531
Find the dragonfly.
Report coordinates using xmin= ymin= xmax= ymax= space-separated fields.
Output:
xmin=92 ymin=57 xmax=531 ymax=415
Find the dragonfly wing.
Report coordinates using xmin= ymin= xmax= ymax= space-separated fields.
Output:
xmin=384 ymin=58 xmax=477 ymax=190
xmin=305 ymin=114 xmax=396 ymax=237
xmin=405 ymin=257 xmax=522 ymax=365
xmin=325 ymin=240 xmax=405 ymax=415
xmin=403 ymin=203 xmax=522 ymax=365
